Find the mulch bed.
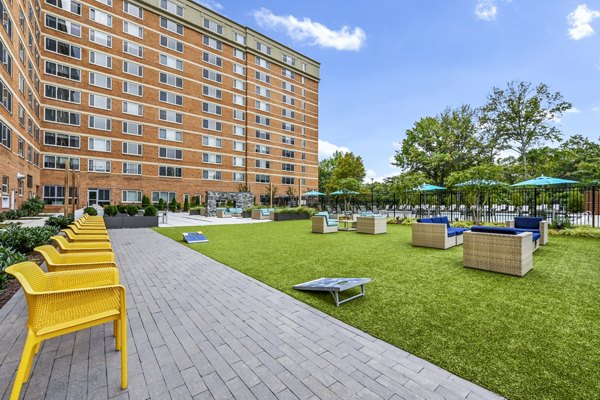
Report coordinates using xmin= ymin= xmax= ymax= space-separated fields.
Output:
xmin=0 ymin=252 xmax=44 ymax=310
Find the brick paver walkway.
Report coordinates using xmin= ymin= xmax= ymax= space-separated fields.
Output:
xmin=0 ymin=229 xmax=504 ymax=400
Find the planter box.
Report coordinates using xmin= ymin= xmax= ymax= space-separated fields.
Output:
xmin=189 ymin=209 xmax=205 ymax=215
xmin=242 ymin=210 xmax=252 ymax=218
xmin=103 ymin=215 xmax=159 ymax=229
xmin=270 ymin=211 xmax=312 ymax=221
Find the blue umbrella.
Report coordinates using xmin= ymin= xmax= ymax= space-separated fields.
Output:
xmin=455 ymin=179 xmax=507 ymax=187
xmin=511 ymin=175 xmax=579 ymax=187
xmin=302 ymin=190 xmax=325 ymax=196
xmin=412 ymin=183 xmax=446 ymax=191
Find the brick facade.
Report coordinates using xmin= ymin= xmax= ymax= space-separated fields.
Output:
xmin=1 ymin=0 xmax=319 ymax=211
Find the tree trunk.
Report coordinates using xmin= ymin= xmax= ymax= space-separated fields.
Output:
xmin=521 ymin=151 xmax=528 ymax=178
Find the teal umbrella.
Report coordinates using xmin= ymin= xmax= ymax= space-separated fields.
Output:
xmin=455 ymin=179 xmax=507 ymax=187
xmin=511 ymin=175 xmax=579 ymax=186
xmin=302 ymin=190 xmax=325 ymax=196
xmin=412 ymin=184 xmax=446 ymax=191
xmin=330 ymin=189 xmax=360 ymax=195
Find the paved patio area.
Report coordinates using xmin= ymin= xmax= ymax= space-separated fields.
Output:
xmin=0 ymin=229 xmax=503 ymax=400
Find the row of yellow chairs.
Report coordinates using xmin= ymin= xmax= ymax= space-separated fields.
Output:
xmin=5 ymin=213 xmax=127 ymax=400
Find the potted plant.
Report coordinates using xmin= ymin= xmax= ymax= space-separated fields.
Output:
xmin=103 ymin=204 xmax=158 ymax=229
xmin=189 ymin=205 xmax=205 ymax=216
xmin=271 ymin=207 xmax=315 ymax=221
xmin=242 ymin=207 xmax=254 ymax=218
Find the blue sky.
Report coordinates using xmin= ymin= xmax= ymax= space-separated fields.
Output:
xmin=202 ymin=0 xmax=600 ymax=181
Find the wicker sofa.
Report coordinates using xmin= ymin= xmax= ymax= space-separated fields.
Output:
xmin=216 ymin=207 xmax=243 ymax=218
xmin=356 ymin=215 xmax=387 ymax=234
xmin=463 ymin=226 xmax=540 ymax=277
xmin=251 ymin=208 xmax=274 ymax=220
xmin=412 ymin=217 xmax=469 ymax=249
xmin=312 ymin=212 xmax=338 ymax=234
xmin=505 ymin=217 xmax=548 ymax=245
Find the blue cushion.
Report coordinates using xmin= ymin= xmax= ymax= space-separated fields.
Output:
xmin=453 ymin=228 xmax=470 ymax=234
xmin=432 ymin=217 xmax=444 ymax=224
xmin=327 ymin=222 xmax=338 ymax=227
xmin=261 ymin=209 xmax=270 ymax=215
xmin=418 ymin=218 xmax=433 ymax=223
xmin=515 ymin=228 xmax=539 ymax=234
xmin=471 ymin=226 xmax=519 ymax=235
xmin=532 ymin=232 xmax=541 ymax=242
xmin=514 ymin=217 xmax=542 ymax=230
xmin=439 ymin=216 xmax=451 ymax=228
xmin=446 ymin=229 xmax=457 ymax=237
xmin=315 ymin=212 xmax=328 ymax=216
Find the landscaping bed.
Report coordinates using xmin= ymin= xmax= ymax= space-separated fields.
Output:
xmin=156 ymin=222 xmax=600 ymax=400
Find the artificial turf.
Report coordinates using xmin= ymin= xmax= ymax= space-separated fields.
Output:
xmin=155 ymin=222 xmax=600 ymax=400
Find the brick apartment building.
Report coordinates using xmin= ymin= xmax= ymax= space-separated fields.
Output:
xmin=0 ymin=0 xmax=319 ymax=211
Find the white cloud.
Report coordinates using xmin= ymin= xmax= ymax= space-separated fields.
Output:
xmin=253 ymin=8 xmax=366 ymax=51
xmin=318 ymin=140 xmax=350 ymax=160
xmin=194 ymin=0 xmax=223 ymax=10
xmin=592 ymin=107 xmax=600 ymax=112
xmin=475 ymin=0 xmax=498 ymax=21
xmin=567 ymin=4 xmax=600 ymax=40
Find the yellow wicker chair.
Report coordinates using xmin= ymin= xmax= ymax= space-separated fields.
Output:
xmin=51 ymin=235 xmax=112 ymax=254
xmin=65 ymin=224 xmax=108 ymax=236
xmin=5 ymin=262 xmax=127 ymax=400
xmin=82 ymin=213 xmax=104 ymax=221
xmin=35 ymin=245 xmax=116 ymax=272
xmin=62 ymin=229 xmax=110 ymax=243
xmin=77 ymin=216 xmax=106 ymax=225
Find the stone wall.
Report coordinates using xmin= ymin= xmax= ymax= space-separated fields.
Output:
xmin=205 ymin=192 xmax=255 ymax=216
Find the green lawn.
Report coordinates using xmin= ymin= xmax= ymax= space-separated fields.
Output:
xmin=155 ymin=222 xmax=600 ymax=400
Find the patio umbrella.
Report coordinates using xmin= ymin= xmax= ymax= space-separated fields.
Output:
xmin=511 ymin=175 xmax=579 ymax=186
xmin=330 ymin=189 xmax=360 ymax=195
xmin=412 ymin=183 xmax=446 ymax=191
xmin=454 ymin=179 xmax=507 ymax=187
xmin=301 ymin=190 xmax=325 ymax=196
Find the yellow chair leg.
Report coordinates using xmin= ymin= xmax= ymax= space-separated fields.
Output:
xmin=120 ymin=314 xmax=128 ymax=389
xmin=115 ymin=320 xmax=121 ymax=351
xmin=10 ymin=333 xmax=36 ymax=400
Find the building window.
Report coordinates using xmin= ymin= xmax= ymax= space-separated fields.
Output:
xmin=159 ymin=109 xmax=182 ymax=124
xmin=122 ymin=190 xmax=142 ymax=203
xmin=152 ymin=191 xmax=175 ymax=203
xmin=233 ymin=141 xmax=245 ymax=151
xmin=255 ymin=71 xmax=270 ymax=83
xmin=202 ymin=152 xmax=221 ymax=164
xmin=234 ymin=32 xmax=245 ymax=44
xmin=202 ymin=68 xmax=222 ymax=83
xmin=45 ymin=60 xmax=81 ymax=81
xmin=256 ymin=130 xmax=270 ymax=140
xmin=123 ymin=20 xmax=143 ymax=38
xmin=202 ymin=102 xmax=221 ymax=115
xmin=88 ymin=137 xmax=111 ymax=152
xmin=45 ymin=37 xmax=81 ymax=59
xmin=282 ymin=135 xmax=295 ymax=145
xmin=233 ymin=126 xmax=245 ymax=136
xmin=89 ymin=29 xmax=112 ymax=47
xmin=256 ymin=85 xmax=271 ymax=98
xmin=255 ymin=145 xmax=270 ymax=154
xmin=88 ymin=115 xmax=111 ymax=131
xmin=161 ymin=35 xmax=183 ymax=53
xmin=282 ymin=163 xmax=295 ymax=172
xmin=160 ymin=0 xmax=183 ymax=16
xmin=282 ymin=68 xmax=295 ymax=79
xmin=256 ymin=56 xmax=270 ymax=69
xmin=89 ymin=72 xmax=112 ymax=89
xmin=1 ymin=123 xmax=11 ymax=149
xmin=44 ymin=131 xmax=80 ymax=148
xmin=282 ymin=177 xmax=295 ymax=185
xmin=255 ymin=174 xmax=270 ymax=183
xmin=160 ymin=91 xmax=183 ymax=106
xmin=123 ymin=1 xmax=143 ymax=19
xmin=202 ymin=118 xmax=221 ymax=132
xmin=160 ymin=16 xmax=183 ymax=35
xmin=202 ymin=35 xmax=222 ymax=51
xmin=1 ymin=175 xmax=8 ymax=193
xmin=233 ymin=172 xmax=245 ymax=182
xmin=123 ymin=41 xmax=143 ymax=57
xmin=88 ymin=159 xmax=111 ymax=173
xmin=90 ymin=8 xmax=112 ymax=27
xmin=202 ymin=85 xmax=221 ymax=99
xmin=160 ymin=53 xmax=183 ymax=71
xmin=203 ymin=18 xmax=222 ymax=34
xmin=202 ymin=51 xmax=221 ymax=67
xmin=45 ymin=14 xmax=81 ymax=37
xmin=123 ymin=81 xmax=143 ymax=96
xmin=89 ymin=93 xmax=111 ymax=110
xmin=122 ymin=141 xmax=142 ymax=155
xmin=43 ymin=185 xmax=65 ymax=205
xmin=159 ymin=165 xmax=182 ymax=177
xmin=44 ymin=108 xmax=80 ymax=125
xmin=122 ymin=101 xmax=143 ymax=116
xmin=0 ymin=79 xmax=12 ymax=112
xmin=255 ymin=115 xmax=270 ymax=126
xmin=46 ymin=0 xmax=82 ymax=15
xmin=202 ymin=170 xmax=221 ymax=180
xmin=202 ymin=135 xmax=221 ymax=148
xmin=255 ymin=159 xmax=270 ymax=169
xmin=123 ymin=61 xmax=143 ymax=77
xmin=159 ymin=128 xmax=182 ymax=142
xmin=282 ymin=149 xmax=295 ymax=158
xmin=159 ymin=147 xmax=183 ymax=160
xmin=256 ymin=41 xmax=271 ymax=55
xmin=160 ymin=72 xmax=183 ymax=89
xmin=122 ymin=162 xmax=142 ymax=175
xmin=123 ymin=121 xmax=142 ymax=136
xmin=255 ymin=100 xmax=270 ymax=112
xmin=43 ymin=155 xmax=80 ymax=170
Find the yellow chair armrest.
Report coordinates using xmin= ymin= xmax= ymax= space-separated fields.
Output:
xmin=47 ymin=262 xmax=118 ymax=273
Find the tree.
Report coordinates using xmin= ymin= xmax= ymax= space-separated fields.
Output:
xmin=393 ymin=105 xmax=484 ymax=185
xmin=318 ymin=151 xmax=343 ymax=193
xmin=480 ymin=81 xmax=572 ymax=177
xmin=327 ymin=152 xmax=366 ymax=192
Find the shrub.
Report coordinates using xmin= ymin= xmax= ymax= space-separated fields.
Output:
xmin=549 ymin=226 xmax=600 ymax=238
xmin=45 ymin=215 xmax=74 ymax=229
xmin=125 ymin=205 xmax=138 ymax=216
xmin=0 ymin=224 xmax=59 ymax=254
xmin=274 ymin=206 xmax=315 ymax=215
xmin=157 ymin=198 xmax=166 ymax=211
xmin=84 ymin=206 xmax=98 ymax=216
xmin=0 ymin=246 xmax=27 ymax=289
xmin=104 ymin=205 xmax=118 ymax=216
xmin=117 ymin=204 xmax=127 ymax=214
xmin=549 ymin=216 xmax=572 ymax=230
xmin=19 ymin=196 xmax=45 ymax=216
xmin=183 ymin=197 xmax=190 ymax=212
xmin=142 ymin=195 xmax=151 ymax=208
xmin=567 ymin=192 xmax=584 ymax=213
xmin=169 ymin=198 xmax=178 ymax=212
xmin=144 ymin=205 xmax=157 ymax=217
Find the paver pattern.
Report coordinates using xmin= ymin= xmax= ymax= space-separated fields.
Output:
xmin=0 ymin=229 xmax=504 ymax=399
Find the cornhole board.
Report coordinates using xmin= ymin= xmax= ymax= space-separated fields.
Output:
xmin=293 ymin=277 xmax=371 ymax=306
xmin=182 ymin=231 xmax=208 ymax=244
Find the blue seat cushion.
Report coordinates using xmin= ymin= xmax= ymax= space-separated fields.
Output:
xmin=446 ymin=228 xmax=458 ymax=237
xmin=261 ymin=209 xmax=270 ymax=215
xmin=315 ymin=212 xmax=328 ymax=216
xmin=327 ymin=221 xmax=338 ymax=227
xmin=532 ymin=232 xmax=541 ymax=242
xmin=417 ymin=218 xmax=433 ymax=223
xmin=515 ymin=217 xmax=542 ymax=229
xmin=515 ymin=228 xmax=539 ymax=234
xmin=449 ymin=227 xmax=469 ymax=235
xmin=471 ymin=226 xmax=519 ymax=235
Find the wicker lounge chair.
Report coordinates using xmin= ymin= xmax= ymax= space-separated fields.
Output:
xmin=356 ymin=215 xmax=387 ymax=234
xmin=412 ymin=217 xmax=469 ymax=249
xmin=505 ymin=217 xmax=548 ymax=245
xmin=312 ymin=212 xmax=338 ymax=233
xmin=463 ymin=226 xmax=540 ymax=276
xmin=252 ymin=208 xmax=274 ymax=220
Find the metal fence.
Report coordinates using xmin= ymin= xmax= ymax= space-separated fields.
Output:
xmin=313 ymin=185 xmax=600 ymax=227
